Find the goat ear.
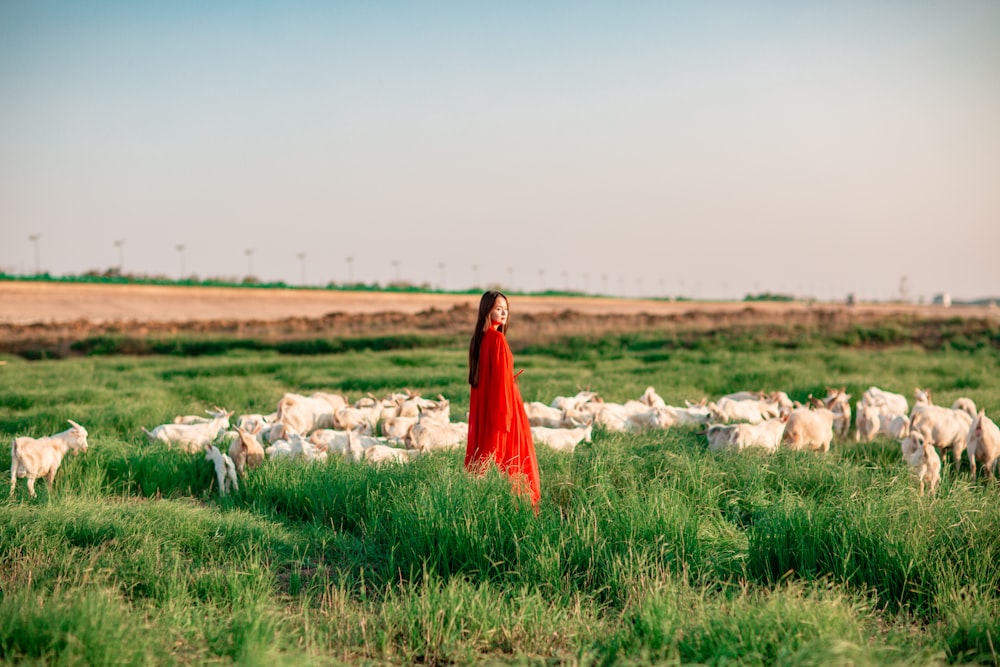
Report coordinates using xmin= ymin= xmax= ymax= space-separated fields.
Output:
xmin=67 ymin=419 xmax=81 ymax=429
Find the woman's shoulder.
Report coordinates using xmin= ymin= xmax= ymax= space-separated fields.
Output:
xmin=482 ymin=327 xmax=507 ymax=347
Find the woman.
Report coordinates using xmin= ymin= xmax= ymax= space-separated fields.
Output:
xmin=465 ymin=290 xmax=541 ymax=507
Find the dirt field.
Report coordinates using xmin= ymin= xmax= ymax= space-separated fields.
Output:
xmin=1 ymin=281 xmax=996 ymax=357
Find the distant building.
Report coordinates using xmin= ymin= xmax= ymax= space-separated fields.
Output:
xmin=932 ymin=293 xmax=952 ymax=307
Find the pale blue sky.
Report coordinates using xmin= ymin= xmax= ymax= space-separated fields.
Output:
xmin=1 ymin=1 xmax=998 ymax=301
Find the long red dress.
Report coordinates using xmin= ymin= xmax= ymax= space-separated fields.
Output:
xmin=465 ymin=326 xmax=541 ymax=507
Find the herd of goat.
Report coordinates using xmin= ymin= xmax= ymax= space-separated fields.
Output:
xmin=9 ymin=384 xmax=1000 ymax=498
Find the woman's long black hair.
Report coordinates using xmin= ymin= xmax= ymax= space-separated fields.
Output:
xmin=468 ymin=290 xmax=508 ymax=387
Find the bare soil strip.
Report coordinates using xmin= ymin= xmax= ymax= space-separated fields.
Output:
xmin=0 ymin=282 xmax=996 ymax=357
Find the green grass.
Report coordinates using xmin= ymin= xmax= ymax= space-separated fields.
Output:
xmin=1 ymin=338 xmax=999 ymax=664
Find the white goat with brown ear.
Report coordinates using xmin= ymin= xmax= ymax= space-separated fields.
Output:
xmin=229 ymin=427 xmax=265 ymax=478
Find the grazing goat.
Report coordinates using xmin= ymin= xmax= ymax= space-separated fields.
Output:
xmin=704 ymin=425 xmax=738 ymax=452
xmin=380 ymin=417 xmax=418 ymax=444
xmin=704 ymin=419 xmax=785 ymax=453
xmin=706 ymin=397 xmax=780 ymax=425
xmin=404 ymin=421 xmax=468 ymax=452
xmin=229 ymin=427 xmax=265 ymax=477
xmin=275 ymin=392 xmax=348 ymax=435
xmin=10 ymin=420 xmax=89 ymax=498
xmin=205 ymin=444 xmax=238 ymax=496
xmin=530 ymin=421 xmax=593 ymax=453
xmin=333 ymin=405 xmax=381 ymax=431
xmin=308 ymin=426 xmax=377 ymax=454
xmin=908 ymin=405 xmax=973 ymax=469
xmin=363 ymin=444 xmax=423 ymax=466
xmin=674 ymin=403 xmax=711 ymax=426
xmin=265 ymin=433 xmax=328 ymax=463
xmin=967 ymin=410 xmax=1000 ymax=481
xmin=142 ymin=408 xmax=232 ymax=454
xmin=782 ymin=408 xmax=835 ymax=452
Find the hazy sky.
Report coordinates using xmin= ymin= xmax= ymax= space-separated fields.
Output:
xmin=1 ymin=1 xmax=998 ymax=302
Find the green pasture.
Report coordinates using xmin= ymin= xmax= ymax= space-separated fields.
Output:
xmin=1 ymin=338 xmax=999 ymax=665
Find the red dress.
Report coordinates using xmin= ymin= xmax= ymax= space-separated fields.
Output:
xmin=465 ymin=327 xmax=541 ymax=507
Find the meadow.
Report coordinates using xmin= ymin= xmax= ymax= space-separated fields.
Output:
xmin=1 ymin=335 xmax=999 ymax=665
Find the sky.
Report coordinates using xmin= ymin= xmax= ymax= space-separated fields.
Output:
xmin=1 ymin=1 xmax=998 ymax=302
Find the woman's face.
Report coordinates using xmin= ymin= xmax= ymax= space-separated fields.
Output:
xmin=488 ymin=296 xmax=508 ymax=329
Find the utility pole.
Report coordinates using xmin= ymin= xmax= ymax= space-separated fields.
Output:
xmin=297 ymin=252 xmax=307 ymax=286
xmin=245 ymin=248 xmax=254 ymax=277
xmin=176 ymin=244 xmax=186 ymax=278
xmin=28 ymin=234 xmax=41 ymax=274
xmin=114 ymin=239 xmax=126 ymax=273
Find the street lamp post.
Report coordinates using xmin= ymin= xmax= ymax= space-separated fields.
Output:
xmin=114 ymin=239 xmax=126 ymax=273
xmin=176 ymin=244 xmax=186 ymax=278
xmin=28 ymin=234 xmax=41 ymax=275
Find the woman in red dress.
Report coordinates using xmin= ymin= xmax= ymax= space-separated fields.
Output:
xmin=465 ymin=290 xmax=541 ymax=507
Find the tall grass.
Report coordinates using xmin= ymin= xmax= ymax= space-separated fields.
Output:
xmin=1 ymin=337 xmax=998 ymax=663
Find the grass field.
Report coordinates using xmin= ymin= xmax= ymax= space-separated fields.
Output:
xmin=1 ymin=336 xmax=999 ymax=665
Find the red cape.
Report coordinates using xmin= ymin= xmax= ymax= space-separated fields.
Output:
xmin=465 ymin=327 xmax=541 ymax=506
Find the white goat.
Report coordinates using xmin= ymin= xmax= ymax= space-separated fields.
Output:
xmin=275 ymin=392 xmax=348 ymax=435
xmin=379 ymin=417 xmax=418 ymax=444
xmin=205 ymin=444 xmax=238 ymax=496
xmin=404 ymin=421 xmax=468 ymax=452
xmin=901 ymin=432 xmax=941 ymax=495
xmin=967 ymin=410 xmax=1000 ymax=481
xmin=10 ymin=420 xmax=89 ymax=498
xmin=638 ymin=386 xmax=667 ymax=408
xmin=530 ymin=421 xmax=593 ymax=453
xmin=308 ymin=426 xmax=377 ymax=454
xmin=265 ymin=432 xmax=328 ymax=463
xmin=862 ymin=386 xmax=908 ymax=417
xmin=551 ymin=390 xmax=599 ymax=412
xmin=855 ymin=402 xmax=882 ymax=443
xmin=704 ymin=424 xmax=738 ymax=452
xmin=363 ymin=444 xmax=423 ymax=466
xmin=782 ymin=408 xmax=835 ymax=452
xmin=142 ymin=409 xmax=232 ymax=454
xmin=707 ymin=397 xmax=780 ymax=425
xmin=822 ymin=388 xmax=852 ymax=439
xmin=952 ymin=397 xmax=977 ymax=419
xmin=704 ymin=419 xmax=784 ymax=453
xmin=909 ymin=405 xmax=973 ymax=468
